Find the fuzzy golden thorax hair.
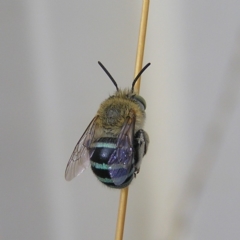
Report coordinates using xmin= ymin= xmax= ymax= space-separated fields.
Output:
xmin=95 ymin=89 xmax=146 ymax=137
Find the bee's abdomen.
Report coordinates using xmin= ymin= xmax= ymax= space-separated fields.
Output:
xmin=90 ymin=137 xmax=134 ymax=188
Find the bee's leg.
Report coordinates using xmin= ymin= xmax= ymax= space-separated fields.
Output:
xmin=133 ymin=129 xmax=149 ymax=173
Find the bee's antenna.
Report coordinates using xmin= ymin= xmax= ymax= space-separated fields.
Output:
xmin=131 ymin=63 xmax=151 ymax=92
xmin=98 ymin=61 xmax=119 ymax=91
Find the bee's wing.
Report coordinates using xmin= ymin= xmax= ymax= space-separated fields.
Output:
xmin=65 ymin=116 xmax=98 ymax=181
xmin=108 ymin=111 xmax=136 ymax=186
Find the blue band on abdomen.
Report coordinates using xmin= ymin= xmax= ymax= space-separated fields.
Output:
xmin=91 ymin=142 xmax=116 ymax=148
xmin=96 ymin=168 xmax=135 ymax=184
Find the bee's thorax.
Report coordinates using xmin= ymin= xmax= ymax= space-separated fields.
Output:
xmin=106 ymin=108 xmax=121 ymax=124
xmin=96 ymin=89 xmax=146 ymax=137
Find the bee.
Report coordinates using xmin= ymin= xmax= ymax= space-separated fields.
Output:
xmin=65 ymin=61 xmax=150 ymax=188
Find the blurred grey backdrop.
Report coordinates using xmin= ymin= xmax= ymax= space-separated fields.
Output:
xmin=1 ymin=1 xmax=240 ymax=240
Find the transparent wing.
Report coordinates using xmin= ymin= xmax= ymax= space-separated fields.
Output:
xmin=65 ymin=116 xmax=98 ymax=181
xmin=108 ymin=110 xmax=136 ymax=186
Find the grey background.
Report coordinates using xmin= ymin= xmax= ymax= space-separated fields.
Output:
xmin=1 ymin=1 xmax=240 ymax=240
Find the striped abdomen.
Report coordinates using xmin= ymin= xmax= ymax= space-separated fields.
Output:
xmin=90 ymin=137 xmax=134 ymax=188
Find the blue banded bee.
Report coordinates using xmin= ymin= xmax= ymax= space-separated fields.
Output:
xmin=65 ymin=62 xmax=150 ymax=188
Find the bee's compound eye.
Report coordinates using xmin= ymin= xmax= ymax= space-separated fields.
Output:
xmin=133 ymin=95 xmax=146 ymax=110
